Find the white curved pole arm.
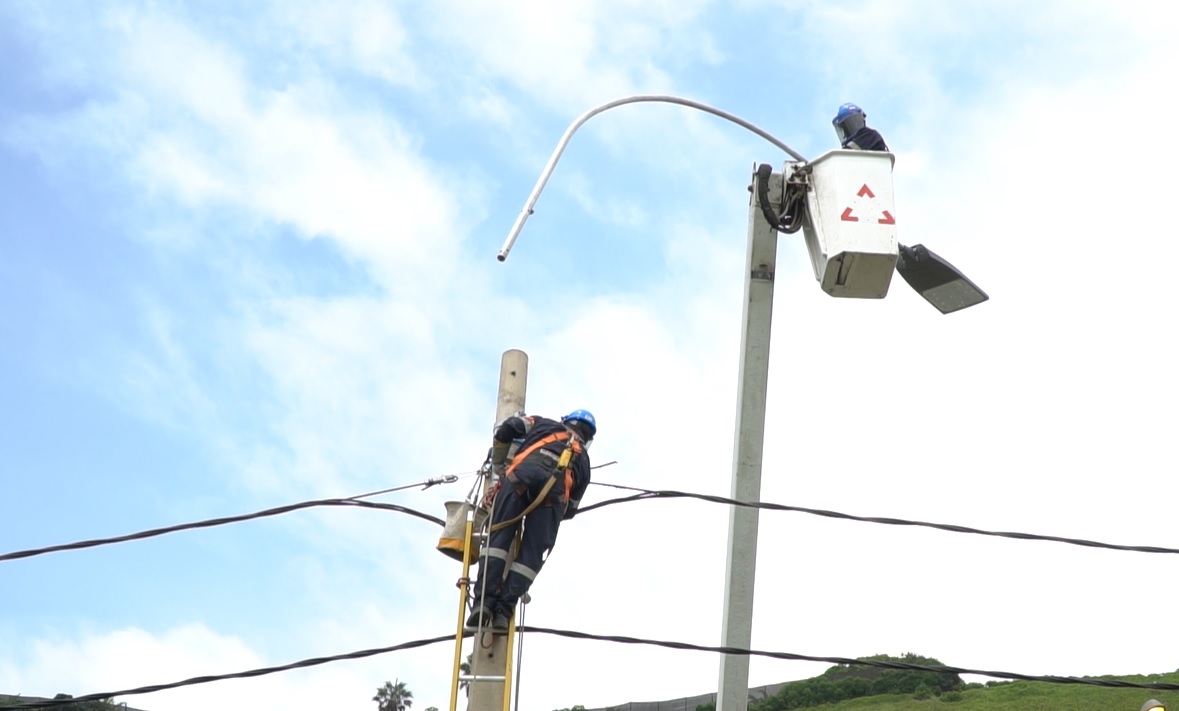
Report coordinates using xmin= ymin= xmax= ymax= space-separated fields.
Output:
xmin=496 ymin=94 xmax=808 ymax=262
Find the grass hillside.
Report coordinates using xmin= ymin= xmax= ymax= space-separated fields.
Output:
xmin=825 ymin=672 xmax=1178 ymax=711
xmin=693 ymin=655 xmax=1178 ymax=711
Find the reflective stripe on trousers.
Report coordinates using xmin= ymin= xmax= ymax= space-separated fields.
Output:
xmin=470 ymin=463 xmax=563 ymax=612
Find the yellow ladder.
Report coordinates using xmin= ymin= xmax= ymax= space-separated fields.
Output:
xmin=448 ymin=517 xmax=519 ymax=711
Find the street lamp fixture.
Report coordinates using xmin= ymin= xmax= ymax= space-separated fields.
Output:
xmin=897 ymin=243 xmax=990 ymax=314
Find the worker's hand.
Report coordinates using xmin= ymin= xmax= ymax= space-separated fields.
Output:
xmin=492 ymin=463 xmax=507 ymax=480
xmin=482 ymin=478 xmax=504 ymax=509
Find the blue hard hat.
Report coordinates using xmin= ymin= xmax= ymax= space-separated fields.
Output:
xmin=833 ymin=103 xmax=867 ymax=144
xmin=834 ymin=103 xmax=865 ymax=123
xmin=561 ymin=409 xmax=597 ymax=439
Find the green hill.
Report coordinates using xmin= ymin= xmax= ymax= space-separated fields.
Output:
xmin=686 ymin=655 xmax=1179 ymax=711
xmin=796 ymin=673 xmax=1177 ymax=711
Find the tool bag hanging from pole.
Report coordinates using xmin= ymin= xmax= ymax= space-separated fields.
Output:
xmin=436 ymin=431 xmax=525 ymax=562
xmin=437 ymin=500 xmax=490 ymax=562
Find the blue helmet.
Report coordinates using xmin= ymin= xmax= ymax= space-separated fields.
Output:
xmin=833 ymin=103 xmax=867 ymax=144
xmin=561 ymin=409 xmax=597 ymax=440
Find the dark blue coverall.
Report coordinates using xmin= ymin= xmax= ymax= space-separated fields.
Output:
xmin=844 ymin=126 xmax=889 ymax=152
xmin=469 ymin=415 xmax=591 ymax=627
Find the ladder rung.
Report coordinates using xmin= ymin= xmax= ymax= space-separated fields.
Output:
xmin=458 ymin=675 xmax=505 ymax=682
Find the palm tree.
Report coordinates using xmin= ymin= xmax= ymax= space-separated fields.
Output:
xmin=373 ymin=679 xmax=414 ymax=711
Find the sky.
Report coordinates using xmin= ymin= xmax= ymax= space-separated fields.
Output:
xmin=2 ymin=1 xmax=1178 ymax=710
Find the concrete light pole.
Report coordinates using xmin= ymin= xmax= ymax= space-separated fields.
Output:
xmin=715 ymin=166 xmax=783 ymax=711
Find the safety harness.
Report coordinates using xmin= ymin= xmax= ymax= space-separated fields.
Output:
xmin=488 ymin=429 xmax=583 ymax=533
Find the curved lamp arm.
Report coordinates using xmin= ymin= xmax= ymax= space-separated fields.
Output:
xmin=496 ymin=94 xmax=808 ymax=262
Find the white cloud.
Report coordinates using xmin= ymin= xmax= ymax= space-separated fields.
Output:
xmin=268 ymin=0 xmax=422 ymax=87
xmin=421 ymin=0 xmax=712 ymax=111
xmin=9 ymin=6 xmax=460 ymax=282
xmin=413 ymin=0 xmax=750 ymax=198
xmin=5 ymin=1 xmax=508 ymax=495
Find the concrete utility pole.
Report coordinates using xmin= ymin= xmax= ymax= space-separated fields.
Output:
xmin=467 ymin=349 xmax=528 ymax=711
xmin=716 ymin=167 xmax=782 ymax=711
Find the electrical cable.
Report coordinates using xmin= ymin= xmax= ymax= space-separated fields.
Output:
xmin=752 ymin=163 xmax=806 ymax=235
xmin=581 ymin=482 xmax=1179 ymax=556
xmin=474 ymin=468 xmax=498 ymax=644
xmin=0 ymin=482 xmax=454 ymax=564
xmin=0 ymin=461 xmax=607 ymax=566
xmin=347 ymin=471 xmax=478 ymax=501
xmin=779 ymin=179 xmax=807 ymax=234
xmin=1 ymin=633 xmax=464 ymax=709
xmin=10 ymin=467 xmax=1167 ymax=572
xmin=8 ymin=464 xmax=1175 ymax=708
xmin=7 ymin=626 xmax=1178 ymax=709
xmin=513 ymin=602 xmax=527 ymax=711
xmin=517 ymin=626 xmax=1179 ymax=691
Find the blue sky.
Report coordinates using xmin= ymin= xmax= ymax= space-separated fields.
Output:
xmin=2 ymin=1 xmax=1177 ymax=710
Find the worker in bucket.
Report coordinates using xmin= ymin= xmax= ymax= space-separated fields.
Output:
xmin=467 ymin=409 xmax=596 ymax=631
xmin=833 ymin=103 xmax=889 ymax=151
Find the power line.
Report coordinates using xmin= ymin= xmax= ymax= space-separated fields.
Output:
xmin=520 ymin=626 xmax=1179 ymax=691
xmin=7 ymin=627 xmax=1178 ymax=709
xmin=582 ymin=482 xmax=1179 ymax=556
xmin=1 ymin=633 xmax=462 ymax=709
xmin=0 ymin=491 xmax=449 ymax=564
xmin=345 ymin=472 xmax=476 ymax=500
xmin=0 ymin=466 xmax=599 ymax=565
xmin=7 ymin=472 xmax=1173 ymax=567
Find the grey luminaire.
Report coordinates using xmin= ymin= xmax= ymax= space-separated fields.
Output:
xmin=896 ymin=243 xmax=989 ymax=314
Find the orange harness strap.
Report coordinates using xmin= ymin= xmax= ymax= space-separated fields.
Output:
xmin=506 ymin=432 xmax=582 ymax=503
xmin=506 ymin=432 xmax=569 ymax=476
xmin=488 ymin=430 xmax=583 ymax=533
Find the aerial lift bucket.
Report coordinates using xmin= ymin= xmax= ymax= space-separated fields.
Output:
xmin=437 ymin=501 xmax=489 ymax=562
xmin=797 ymin=149 xmax=900 ymax=299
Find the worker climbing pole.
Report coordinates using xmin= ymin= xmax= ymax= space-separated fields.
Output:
xmin=466 ymin=406 xmax=594 ymax=628
xmin=441 ymin=349 xmax=529 ymax=711
xmin=440 ymin=349 xmax=598 ymax=711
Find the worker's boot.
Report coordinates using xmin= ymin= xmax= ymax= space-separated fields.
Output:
xmin=491 ymin=606 xmax=512 ymax=632
xmin=465 ymin=604 xmax=492 ymax=630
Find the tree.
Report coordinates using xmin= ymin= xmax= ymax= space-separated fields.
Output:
xmin=374 ymin=679 xmax=414 ymax=711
